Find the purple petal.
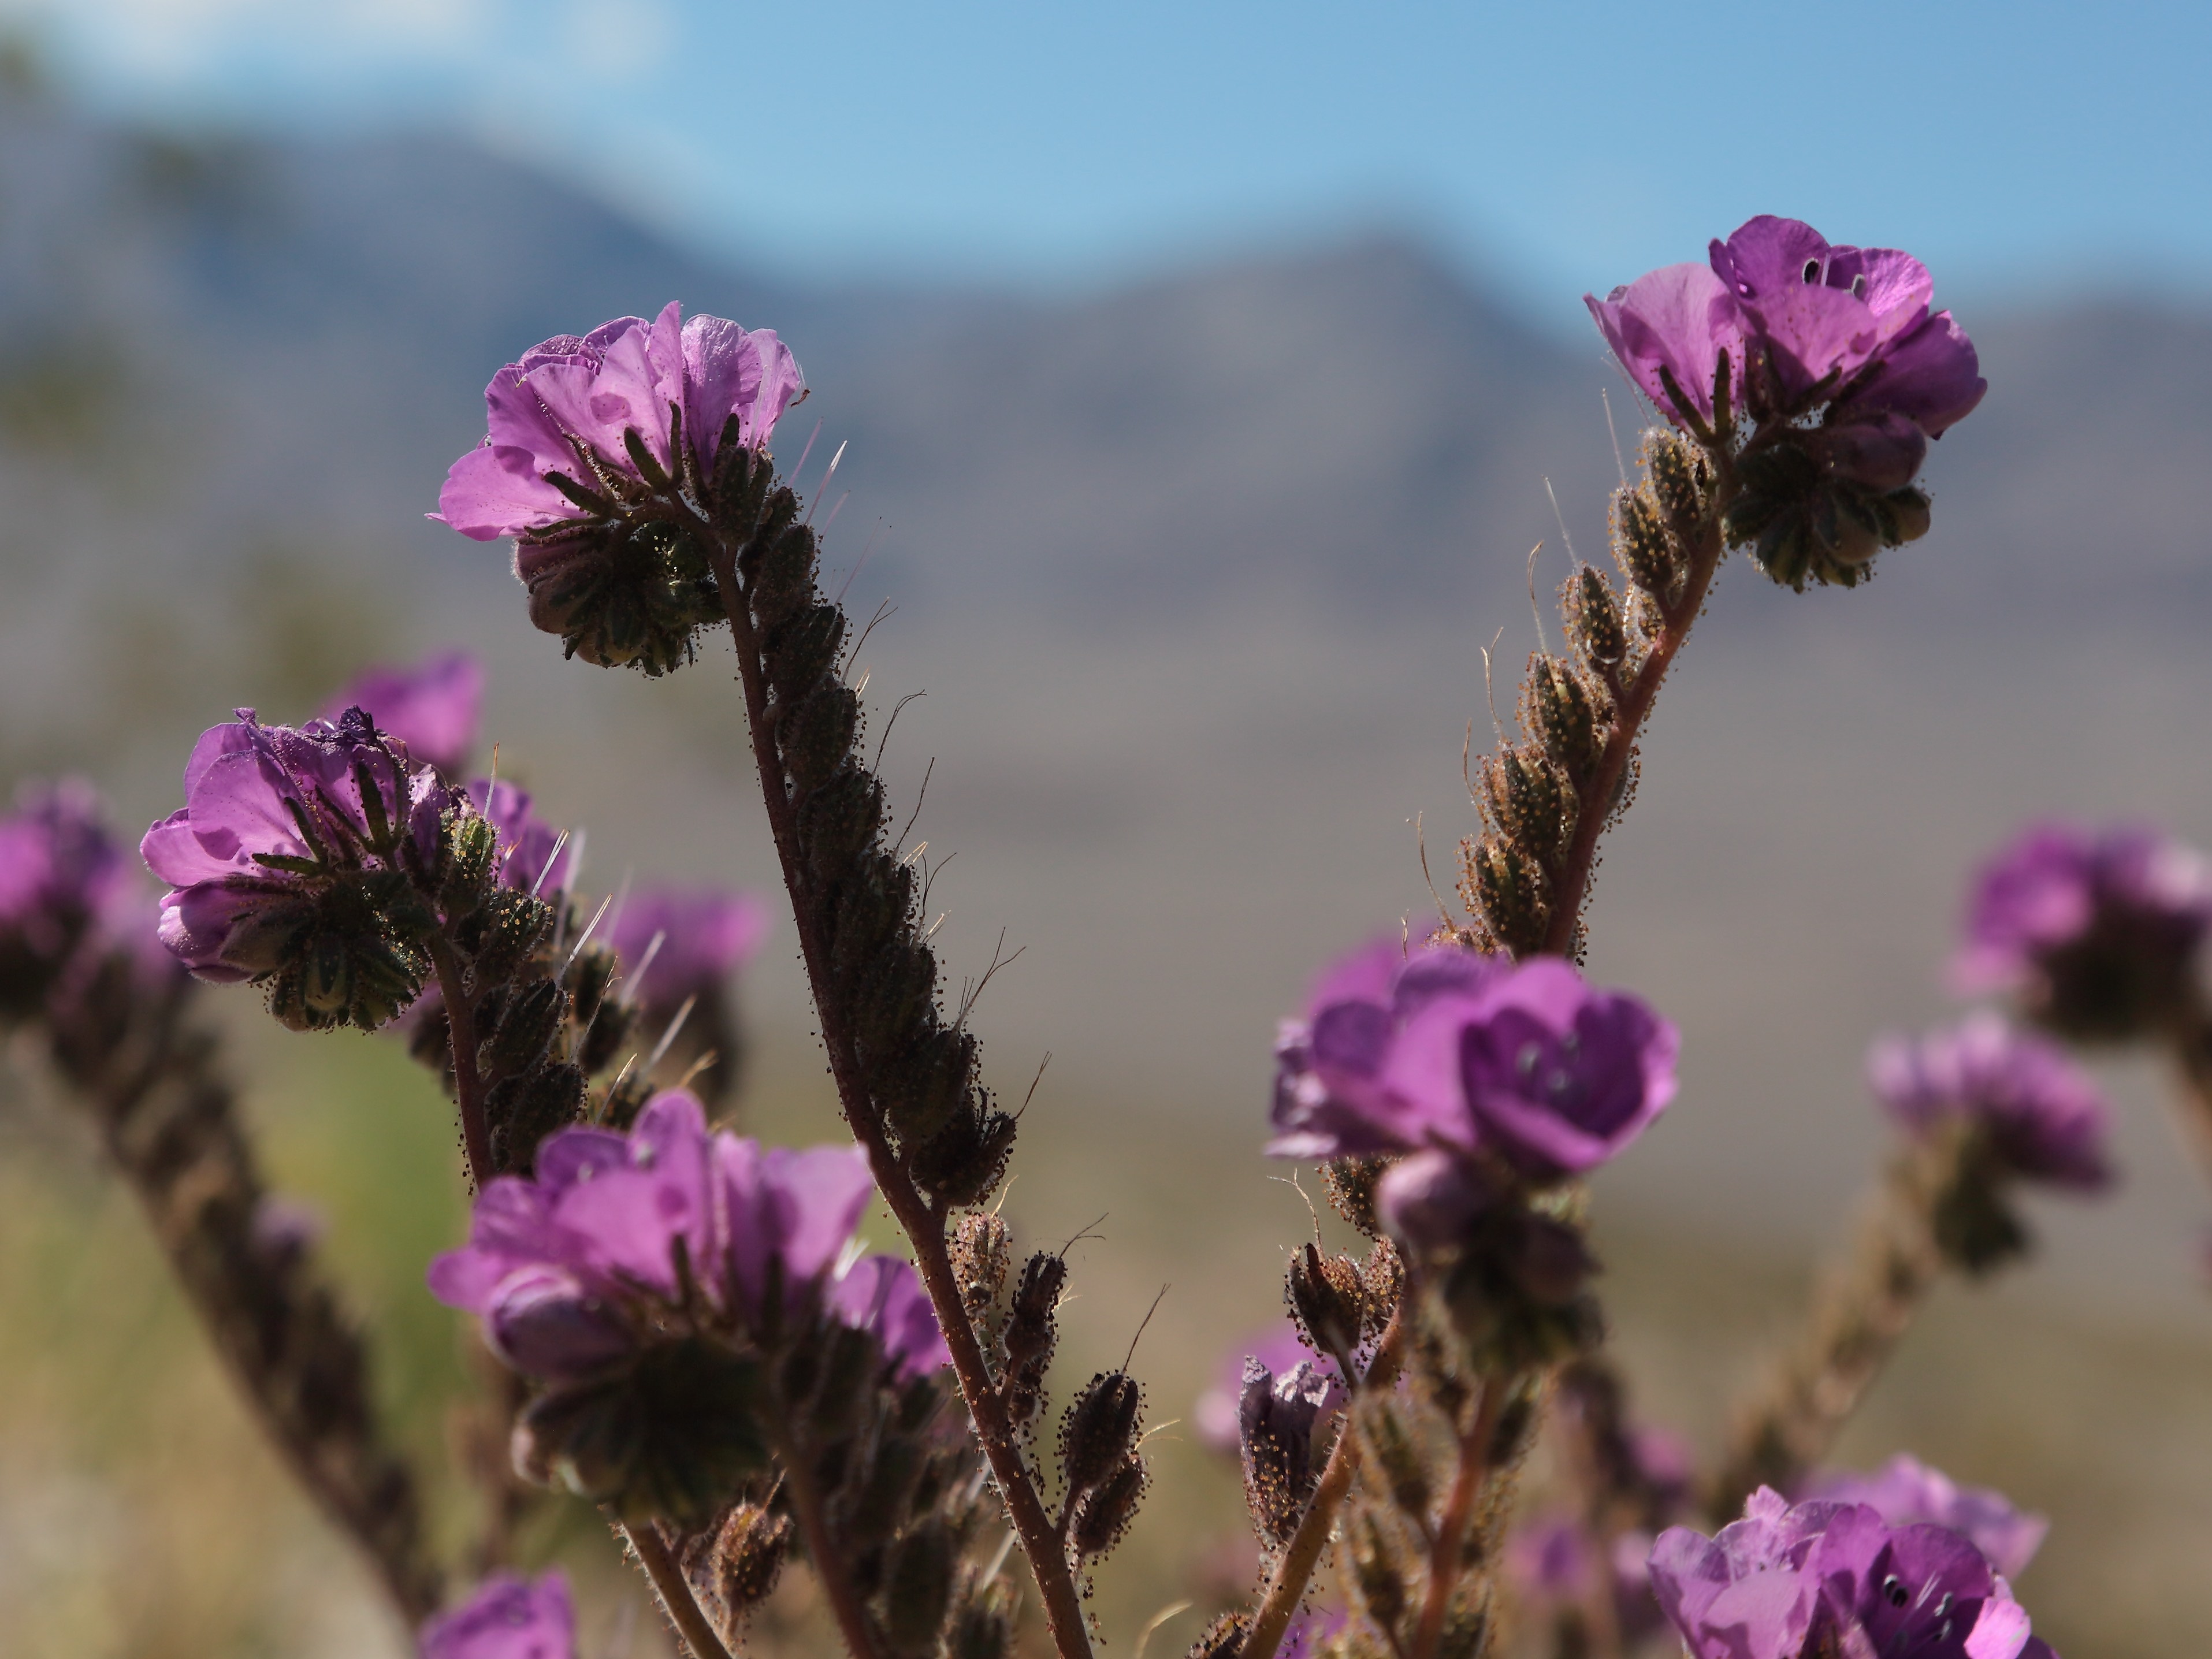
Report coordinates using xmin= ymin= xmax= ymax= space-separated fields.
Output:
xmin=419 ymin=1569 xmax=577 ymax=1659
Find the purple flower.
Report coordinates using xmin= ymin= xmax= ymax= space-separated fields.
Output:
xmin=829 ymin=1255 xmax=952 ymax=1379
xmin=1195 ymin=1322 xmax=1336 ymax=1453
xmin=1811 ymin=1457 xmax=2049 ymax=1580
xmin=1236 ymin=1349 xmax=1345 ymax=1545
xmin=419 ymin=1570 xmax=575 ymax=1659
xmin=433 ymin=303 xmax=804 ymax=544
xmin=1585 ymin=262 xmax=1748 ymax=429
xmin=1273 ymin=942 xmax=1675 ymax=1182
xmin=608 ymin=886 xmax=772 ymax=1009
xmin=1868 ymin=1015 xmax=2112 ymax=1189
xmin=1955 ymin=823 xmax=2212 ymax=1037
xmin=0 ymin=779 xmax=128 ymax=961
xmin=1649 ymin=1487 xmax=2054 ymax=1659
xmin=139 ymin=712 xmax=445 ymax=1028
xmin=467 ymin=779 xmax=575 ymax=897
xmin=1708 ymin=217 xmax=1986 ymax=436
xmin=429 ymin=1091 xmax=942 ymax=1382
xmin=323 ymin=652 xmax=486 ymax=777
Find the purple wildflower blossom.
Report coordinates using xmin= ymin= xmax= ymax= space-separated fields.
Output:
xmin=830 ymin=1254 xmax=953 ymax=1379
xmin=1585 ymin=262 xmax=1748 ymax=427
xmin=1649 ymin=1487 xmax=2054 ymax=1659
xmin=467 ymin=779 xmax=575 ymax=897
xmin=323 ymin=652 xmax=486 ymax=777
xmin=1708 ymin=217 xmax=1987 ymax=436
xmin=1811 ymin=1457 xmax=2049 ymax=1580
xmin=419 ymin=1570 xmax=575 ymax=1659
xmin=1954 ymin=823 xmax=2212 ymax=1036
xmin=1868 ymin=1014 xmax=2112 ymax=1189
xmin=433 ymin=303 xmax=804 ymax=544
xmin=608 ymin=886 xmax=772 ymax=1009
xmin=140 ymin=713 xmax=444 ymax=1025
xmin=429 ymin=1091 xmax=942 ymax=1382
xmin=1195 ymin=1322 xmax=1336 ymax=1453
xmin=0 ymin=779 xmax=128 ymax=960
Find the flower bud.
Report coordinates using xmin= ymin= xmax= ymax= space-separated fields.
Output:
xmin=1237 ymin=1356 xmax=1340 ymax=1546
xmin=482 ymin=976 xmax=566 ymax=1077
xmin=879 ymin=1024 xmax=977 ymax=1143
xmin=830 ymin=857 xmax=913 ymax=985
xmin=1520 ymin=655 xmax=1609 ymax=786
xmin=1003 ymin=1251 xmax=1064 ymax=1364
xmin=733 ymin=483 xmax=799 ymax=577
xmin=1322 ymin=1155 xmax=1388 ymax=1237
xmin=1360 ymin=1397 xmax=1430 ymax=1519
xmin=783 ymin=684 xmax=860 ymax=793
xmin=908 ymin=1099 xmax=1017 ymax=1210
xmin=1061 ymin=1371 xmax=1144 ymax=1497
xmin=1642 ymin=429 xmax=1712 ymax=530
xmin=1287 ymin=1242 xmax=1366 ymax=1371
xmin=438 ymin=808 xmax=500 ymax=918
xmin=853 ymin=941 xmax=937 ymax=1066
xmin=766 ymin=603 xmax=847 ymax=702
xmin=748 ymin=522 xmax=819 ymax=628
xmin=1458 ymin=835 xmax=1551 ymax=959
xmin=802 ymin=1320 xmax=882 ymax=1442
xmin=485 ymin=1061 xmax=586 ymax=1177
xmin=1480 ymin=745 xmax=1575 ymax=865
xmin=882 ymin=1521 xmax=957 ymax=1656
xmin=1612 ymin=486 xmax=1682 ymax=600
xmin=1562 ymin=566 xmax=1626 ymax=670
xmin=460 ymin=887 xmax=555 ymax=991
xmin=705 ymin=1501 xmax=793 ymax=1617
xmin=1352 ymin=1511 xmax=1410 ymax=1631
xmin=1069 ymin=1454 xmax=1147 ymax=1560
xmin=798 ymin=765 xmax=886 ymax=883
xmin=949 ymin=1211 xmax=1010 ymax=1320
xmin=485 ymin=1266 xmax=635 ymax=1382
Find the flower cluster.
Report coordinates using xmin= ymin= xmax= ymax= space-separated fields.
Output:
xmin=1869 ymin=1014 xmax=2113 ymax=1192
xmin=1812 ymin=1456 xmax=2049 ymax=1580
xmin=430 ymin=1089 xmax=945 ymax=1382
xmin=435 ymin=303 xmax=805 ymax=674
xmin=140 ymin=711 xmax=448 ymax=1030
xmin=1649 ymin=1487 xmax=2054 ymax=1659
xmin=1589 ymin=215 xmax=1986 ymax=588
xmin=322 ymin=651 xmax=485 ymax=779
xmin=1956 ymin=822 xmax=2212 ymax=1040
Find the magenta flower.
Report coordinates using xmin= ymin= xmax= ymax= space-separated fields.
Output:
xmin=1235 ymin=1348 xmax=1345 ymax=1544
xmin=434 ymin=303 xmax=804 ymax=544
xmin=139 ymin=712 xmax=445 ymax=1029
xmin=1 ymin=779 xmax=127 ymax=960
xmin=1868 ymin=1015 xmax=2112 ymax=1190
xmin=323 ymin=652 xmax=486 ymax=777
xmin=1811 ymin=1457 xmax=2048 ymax=1580
xmin=1195 ymin=1322 xmax=1335 ymax=1453
xmin=1955 ymin=822 xmax=2212 ymax=1037
xmin=1649 ymin=1488 xmax=2053 ymax=1659
xmin=608 ymin=886 xmax=772 ymax=1009
xmin=429 ymin=1091 xmax=942 ymax=1382
xmin=467 ymin=779 xmax=575 ymax=897
xmin=1585 ymin=262 xmax=1748 ymax=429
xmin=829 ymin=1255 xmax=952 ymax=1379
xmin=419 ymin=1570 xmax=575 ymax=1659
xmin=1708 ymin=217 xmax=1986 ymax=437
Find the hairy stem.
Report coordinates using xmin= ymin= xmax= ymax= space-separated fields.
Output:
xmin=42 ymin=957 xmax=441 ymax=1625
xmin=1540 ymin=489 xmax=1731 ymax=958
xmin=619 ymin=1519 xmax=737 ymax=1659
xmin=1708 ymin=1133 xmax=1962 ymax=1519
xmin=1409 ymin=1378 xmax=1508 ymax=1659
xmin=774 ymin=1428 xmax=890 ymax=1659
xmin=429 ymin=934 xmax=493 ymax=1188
xmin=1244 ymin=1309 xmax=1410 ymax=1659
xmin=705 ymin=538 xmax=1096 ymax=1659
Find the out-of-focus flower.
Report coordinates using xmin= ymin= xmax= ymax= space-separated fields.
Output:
xmin=1194 ymin=1322 xmax=1334 ymax=1453
xmin=609 ymin=886 xmax=772 ymax=1010
xmin=0 ymin=779 xmax=142 ymax=1014
xmin=1811 ymin=1456 xmax=2049 ymax=1579
xmin=1956 ymin=823 xmax=2212 ymax=1039
xmin=467 ymin=779 xmax=575 ymax=897
xmin=1869 ymin=1014 xmax=2111 ymax=1190
xmin=434 ymin=304 xmax=803 ymax=544
xmin=418 ymin=1569 xmax=575 ymax=1659
xmin=1585 ymin=263 xmax=1748 ymax=429
xmin=429 ymin=1090 xmax=936 ymax=1382
xmin=324 ymin=652 xmax=486 ymax=777
xmin=1649 ymin=1487 xmax=2054 ymax=1659
xmin=829 ymin=1253 xmax=951 ymax=1379
xmin=140 ymin=712 xmax=445 ymax=1029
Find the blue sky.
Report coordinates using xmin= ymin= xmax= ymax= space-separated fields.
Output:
xmin=10 ymin=0 xmax=2207 ymax=323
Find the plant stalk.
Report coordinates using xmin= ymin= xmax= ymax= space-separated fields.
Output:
xmin=619 ymin=1519 xmax=738 ymax=1659
xmin=1408 ymin=1377 xmax=1508 ymax=1659
xmin=429 ymin=933 xmax=493 ymax=1187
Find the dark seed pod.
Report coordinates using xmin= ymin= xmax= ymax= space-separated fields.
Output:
xmin=878 ymin=1024 xmax=975 ymax=1143
xmin=486 ymin=1061 xmax=586 ymax=1176
xmin=711 ymin=433 xmax=773 ymax=538
xmin=1005 ymin=1253 xmax=1066 ymax=1363
xmin=749 ymin=522 xmax=819 ymax=628
xmin=783 ymin=683 xmax=860 ymax=793
xmin=483 ymin=977 xmax=566 ymax=1077
xmin=797 ymin=765 xmax=886 ymax=883
xmin=1520 ymin=655 xmax=1609 ymax=786
xmin=1644 ymin=428 xmax=1712 ymax=530
xmin=1286 ymin=1243 xmax=1366 ymax=1371
xmin=766 ymin=603 xmax=847 ymax=702
xmin=713 ymin=1500 xmax=794 ymax=1614
xmin=1069 ymin=1455 xmax=1147 ymax=1560
xmin=1187 ymin=1612 xmax=1252 ymax=1659
xmin=881 ymin=1522 xmax=957 ymax=1656
xmin=1612 ymin=485 xmax=1681 ymax=600
xmin=830 ymin=857 xmax=913 ymax=985
xmin=1479 ymin=745 xmax=1575 ymax=865
xmin=1059 ymin=1371 xmax=1143 ymax=1497
xmin=1458 ymin=835 xmax=1550 ymax=959
xmin=949 ymin=1211 xmax=1011 ymax=1320
xmin=853 ymin=942 xmax=936 ymax=1065
xmin=464 ymin=888 xmax=555 ymax=991
xmin=1562 ymin=566 xmax=1627 ymax=670
xmin=909 ymin=1102 xmax=1017 ymax=1210
xmin=438 ymin=809 xmax=499 ymax=918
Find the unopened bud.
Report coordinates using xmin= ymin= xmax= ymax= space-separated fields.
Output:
xmin=950 ymin=1211 xmax=1011 ymax=1320
xmin=1520 ymin=655 xmax=1609 ymax=786
xmin=1003 ymin=1252 xmax=1065 ymax=1363
xmin=1562 ymin=566 xmax=1626 ymax=670
xmin=1060 ymin=1371 xmax=1143 ymax=1497
xmin=439 ymin=808 xmax=499 ymax=917
xmin=879 ymin=1022 xmax=975 ymax=1143
xmin=482 ymin=977 xmax=566 ymax=1076
xmin=1069 ymin=1455 xmax=1147 ymax=1560
xmin=782 ymin=683 xmax=859 ymax=793
xmin=882 ymin=1521 xmax=957 ymax=1655
xmin=1287 ymin=1243 xmax=1366 ymax=1370
xmin=1643 ymin=428 xmax=1712 ymax=529
xmin=463 ymin=887 xmax=554 ymax=990
xmin=748 ymin=521 xmax=819 ymax=628
xmin=765 ymin=602 xmax=846 ymax=702
xmin=1612 ymin=486 xmax=1681 ymax=600
xmin=830 ymin=856 xmax=912 ymax=985
xmin=711 ymin=1501 xmax=793 ymax=1613
xmin=711 ymin=435 xmax=774 ymax=537
xmin=797 ymin=765 xmax=886 ymax=883
xmin=1480 ymin=745 xmax=1575 ymax=865
xmin=1458 ymin=835 xmax=1551 ymax=959
xmin=1360 ymin=1398 xmax=1430 ymax=1519
xmin=908 ymin=1100 xmax=1017 ymax=1210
